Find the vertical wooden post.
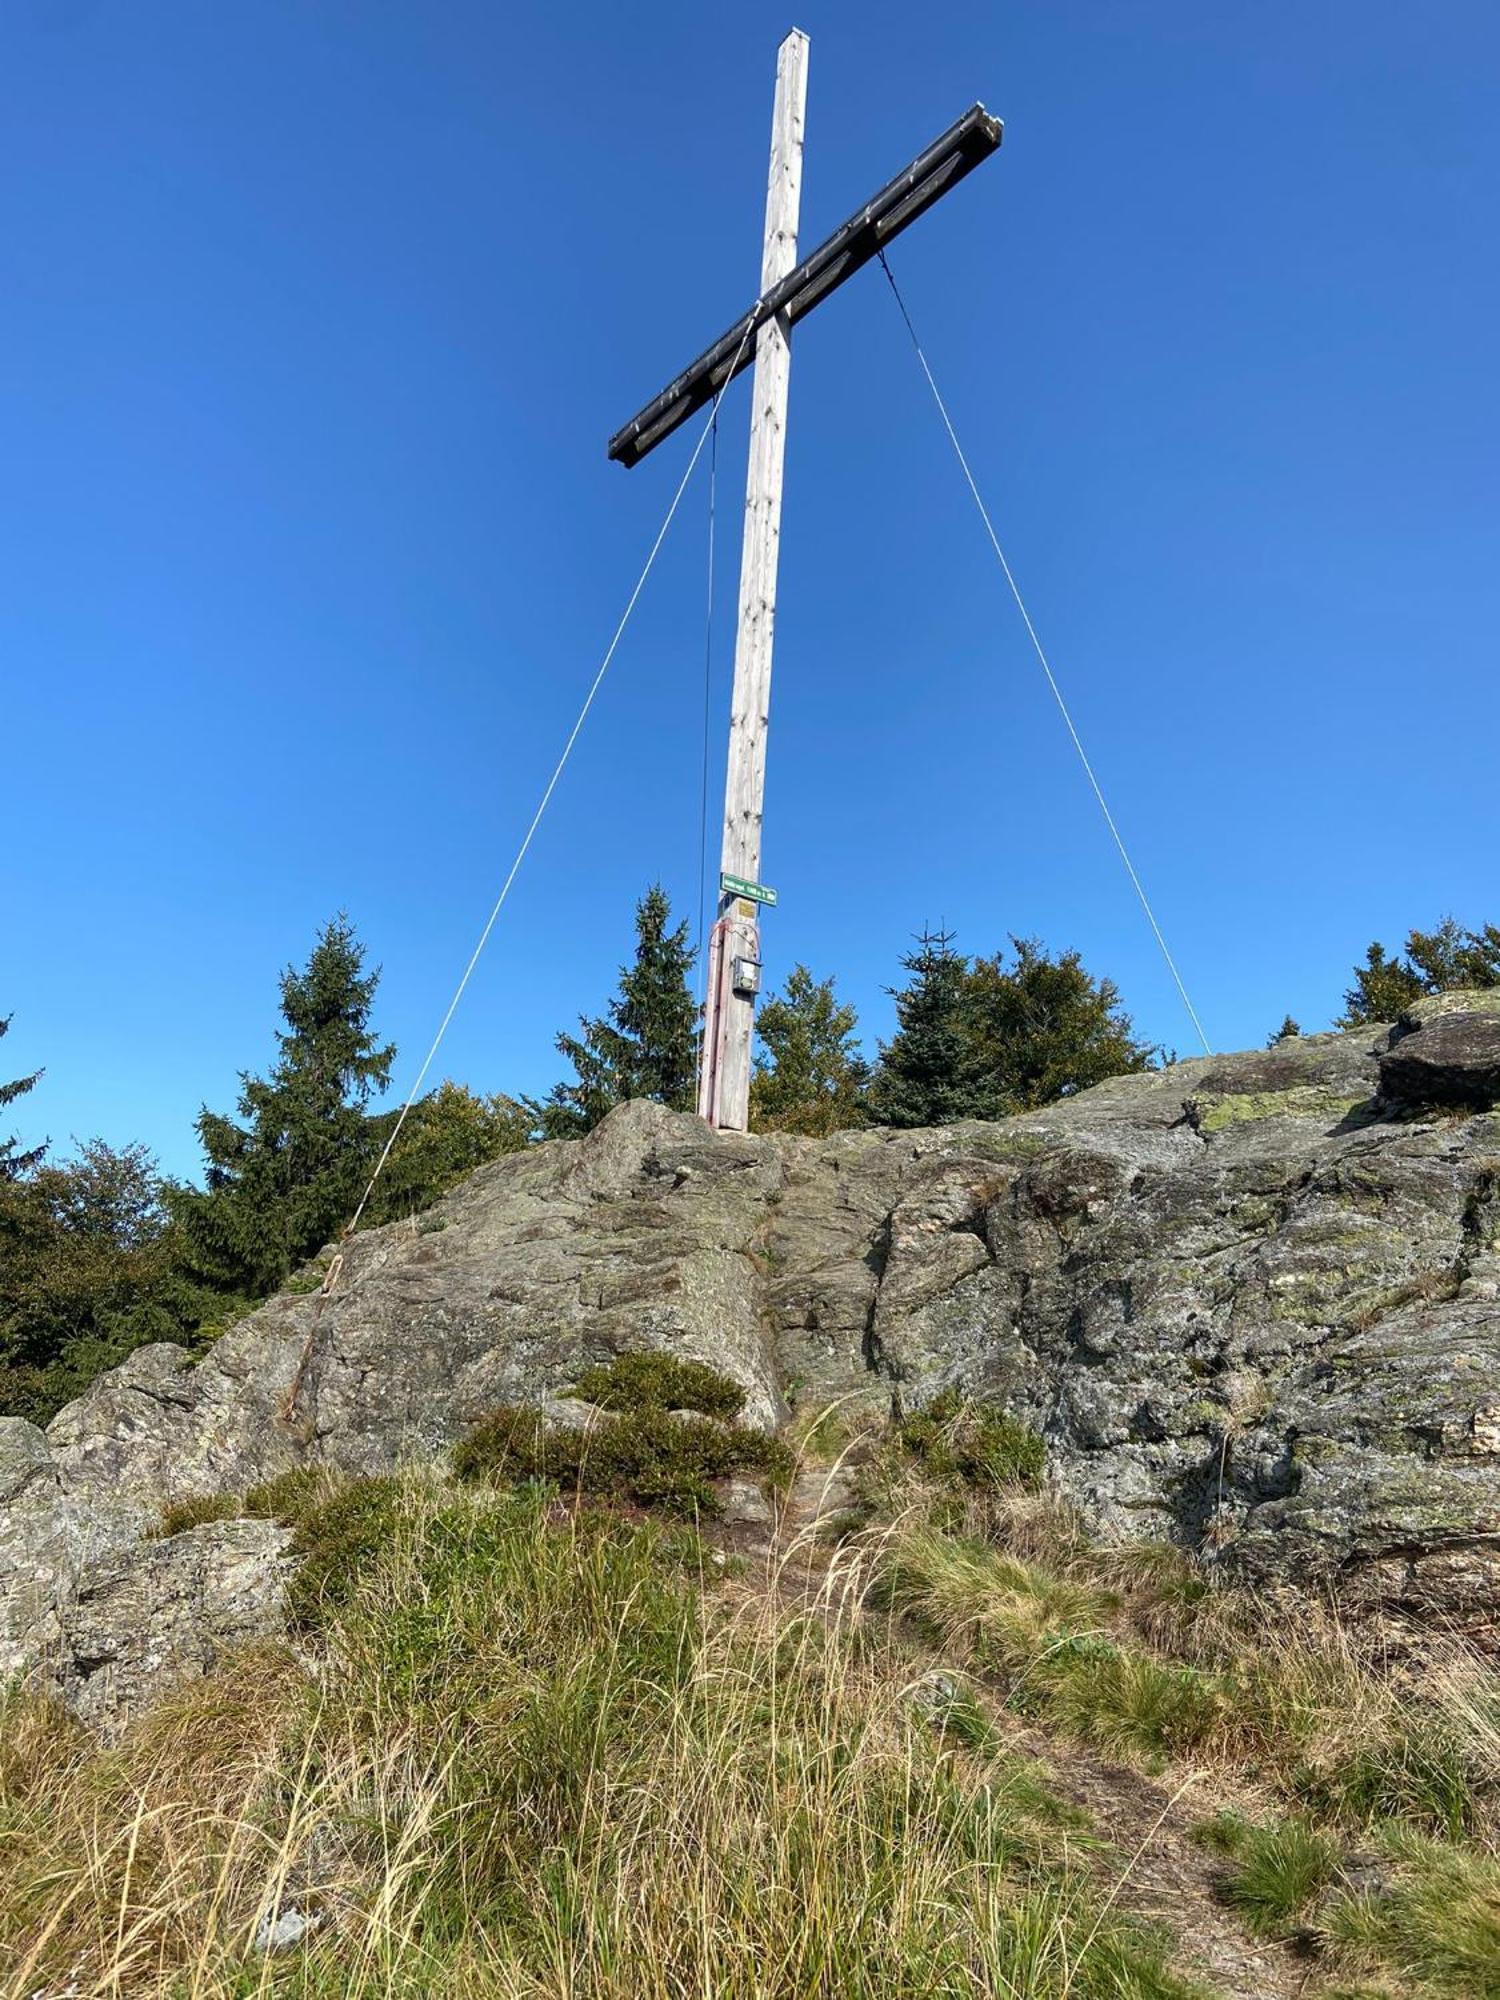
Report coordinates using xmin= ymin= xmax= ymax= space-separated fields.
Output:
xmin=699 ymin=26 xmax=808 ymax=1132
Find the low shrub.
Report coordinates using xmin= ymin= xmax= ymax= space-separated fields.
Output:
xmin=453 ymin=1402 xmax=791 ymax=1516
xmin=283 ymin=1475 xmax=411 ymax=1627
xmin=572 ymin=1349 xmax=748 ymax=1421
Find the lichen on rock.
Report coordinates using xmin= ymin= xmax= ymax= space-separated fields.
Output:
xmin=6 ymin=1004 xmax=1500 ymax=1720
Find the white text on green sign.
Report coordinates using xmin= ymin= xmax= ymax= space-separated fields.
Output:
xmin=722 ymin=872 xmax=778 ymax=907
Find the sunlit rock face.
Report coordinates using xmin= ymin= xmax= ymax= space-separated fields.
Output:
xmin=7 ymin=1000 xmax=1500 ymax=1720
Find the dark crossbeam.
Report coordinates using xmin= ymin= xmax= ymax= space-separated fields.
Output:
xmin=607 ymin=103 xmax=1002 ymax=468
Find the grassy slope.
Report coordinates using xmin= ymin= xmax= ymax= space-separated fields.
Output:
xmin=3 ymin=1380 xmax=1497 ymax=1998
xmin=2 ymin=1472 xmax=1201 ymax=2000
xmin=846 ymin=1396 xmax=1500 ymax=2000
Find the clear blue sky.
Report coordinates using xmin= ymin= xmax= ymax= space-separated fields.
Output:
xmin=4 ymin=1 xmax=1497 ymax=1179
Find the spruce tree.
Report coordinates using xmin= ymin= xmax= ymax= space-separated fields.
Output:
xmin=177 ymin=917 xmax=395 ymax=1292
xmin=960 ymin=938 xmax=1154 ymax=1117
xmin=1405 ymin=918 xmax=1500 ymax=992
xmin=868 ymin=929 xmax=977 ymax=1128
xmin=1337 ymin=918 xmax=1500 ymax=1028
xmin=1339 ymin=942 xmax=1426 ymax=1027
xmin=870 ymin=931 xmax=1154 ymax=1128
xmin=0 ymin=1015 xmax=44 ymax=1181
xmin=750 ymin=965 xmax=869 ymax=1136
xmin=541 ymin=885 xmax=698 ymax=1137
xmin=1268 ymin=1015 xmax=1303 ymax=1046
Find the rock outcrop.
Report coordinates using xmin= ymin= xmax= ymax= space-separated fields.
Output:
xmin=1379 ymin=990 xmax=1500 ymax=1111
xmin=6 ymin=1004 xmax=1500 ymax=1722
xmin=1 ymin=1416 xmax=289 ymax=1727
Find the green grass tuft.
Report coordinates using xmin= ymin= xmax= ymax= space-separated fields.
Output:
xmin=898 ymin=1389 xmax=1045 ymax=1492
xmin=150 ymin=1491 xmax=241 ymax=1539
xmin=1033 ymin=1640 xmax=1232 ymax=1766
xmin=241 ymin=1463 xmax=346 ymax=1529
xmin=283 ymin=1474 xmax=411 ymax=1627
xmin=923 ymin=1678 xmax=1006 ymax=1756
xmin=148 ymin=1465 xmax=349 ymax=1544
xmin=1320 ymin=1825 xmax=1500 ymax=1997
xmin=1294 ymin=1727 xmax=1481 ymax=1841
xmin=1196 ymin=1811 xmax=1341 ymax=1935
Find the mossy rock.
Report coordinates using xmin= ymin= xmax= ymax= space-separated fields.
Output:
xmin=1187 ymin=1087 xmax=1372 ymax=1135
xmin=1400 ymin=988 xmax=1500 ymax=1026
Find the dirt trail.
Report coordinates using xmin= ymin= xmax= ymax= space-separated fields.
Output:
xmin=722 ymin=1476 xmax=1314 ymax=2000
xmin=1004 ymin=1723 xmax=1310 ymax=2000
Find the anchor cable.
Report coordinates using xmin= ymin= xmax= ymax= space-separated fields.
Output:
xmin=876 ymin=251 xmax=1213 ymax=1057
xmin=347 ymin=327 xmax=753 ymax=1241
xmin=282 ymin=320 xmax=758 ymax=1419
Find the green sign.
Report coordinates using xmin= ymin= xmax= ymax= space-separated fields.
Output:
xmin=721 ymin=871 xmax=778 ymax=907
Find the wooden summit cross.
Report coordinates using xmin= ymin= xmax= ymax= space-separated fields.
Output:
xmin=608 ymin=30 xmax=1002 ymax=1132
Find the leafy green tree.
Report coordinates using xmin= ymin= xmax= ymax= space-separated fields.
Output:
xmin=1268 ymin=1015 xmax=1303 ymax=1046
xmin=176 ymin=917 xmax=396 ymax=1293
xmin=1339 ymin=919 xmax=1500 ymax=1027
xmin=46 ymin=1135 xmax=169 ymax=1247
xmin=0 ymin=1014 xmax=44 ymax=1181
xmin=749 ymin=965 xmax=869 ymax=1136
xmin=540 ymin=886 xmax=698 ymax=1137
xmin=868 ymin=929 xmax=977 ymax=1128
xmin=960 ymin=937 xmax=1154 ymax=1117
xmin=363 ymin=1081 xmax=532 ymax=1225
xmin=0 ymin=1140 xmax=223 ymax=1425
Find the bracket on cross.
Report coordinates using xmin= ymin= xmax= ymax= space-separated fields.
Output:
xmin=607 ymin=103 xmax=1002 ymax=469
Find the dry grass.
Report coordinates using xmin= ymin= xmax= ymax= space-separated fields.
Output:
xmin=867 ymin=1479 xmax=1499 ymax=1839
xmin=1197 ymin=1813 xmax=1500 ymax=1994
xmin=1 ymin=1474 xmax=1203 ymax=2000
xmin=10 ymin=1396 xmax=1497 ymax=1998
xmin=858 ymin=1474 xmax=1500 ymax=1998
